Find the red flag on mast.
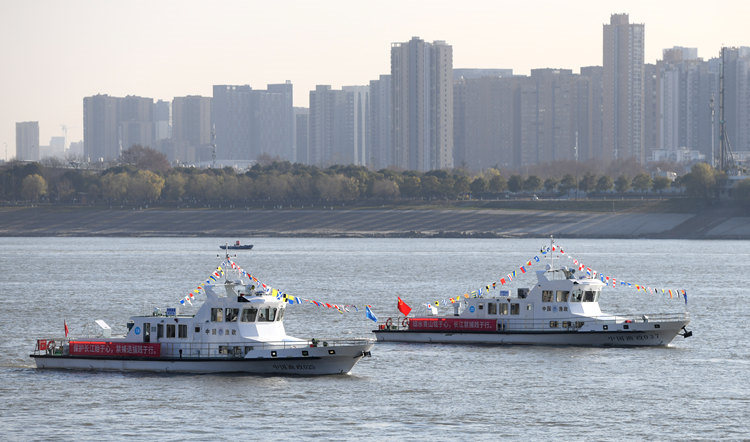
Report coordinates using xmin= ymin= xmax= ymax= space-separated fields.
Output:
xmin=397 ymin=297 xmax=411 ymax=317
xmin=64 ymin=320 xmax=69 ymax=338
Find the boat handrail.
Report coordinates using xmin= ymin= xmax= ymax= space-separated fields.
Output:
xmin=381 ymin=312 xmax=689 ymax=333
xmin=32 ymin=337 xmax=373 ymax=358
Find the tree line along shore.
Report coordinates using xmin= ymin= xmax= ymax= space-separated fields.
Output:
xmin=1 ymin=146 xmax=748 ymax=209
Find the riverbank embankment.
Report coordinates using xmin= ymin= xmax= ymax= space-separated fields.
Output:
xmin=1 ymin=206 xmax=748 ymax=239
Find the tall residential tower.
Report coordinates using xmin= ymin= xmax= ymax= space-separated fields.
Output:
xmin=391 ymin=37 xmax=453 ymax=171
xmin=603 ymin=13 xmax=645 ymax=164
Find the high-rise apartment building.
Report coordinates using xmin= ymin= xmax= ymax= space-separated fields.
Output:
xmin=527 ymin=69 xmax=577 ymax=165
xmin=644 ymin=63 xmax=659 ymax=159
xmin=603 ymin=13 xmax=645 ymax=164
xmin=83 ymin=94 xmax=158 ymax=162
xmin=294 ymin=107 xmax=309 ymax=164
xmin=83 ymin=94 xmax=119 ymax=162
xmin=212 ymin=84 xmax=293 ymax=163
xmin=267 ymin=82 xmax=295 ymax=162
xmin=153 ymin=100 xmax=171 ymax=142
xmin=172 ymin=95 xmax=212 ymax=162
xmin=15 ymin=121 xmax=39 ymax=161
xmin=368 ymin=75 xmax=392 ymax=169
xmin=391 ymin=37 xmax=453 ymax=171
xmin=656 ymin=48 xmax=716 ymax=161
xmin=119 ymin=95 xmax=154 ymax=152
xmin=308 ymin=85 xmax=369 ymax=167
xmin=342 ymin=85 xmax=369 ymax=167
xmin=453 ymin=75 xmax=518 ymax=170
xmin=577 ymin=66 xmax=604 ymax=162
xmin=718 ymin=47 xmax=750 ymax=153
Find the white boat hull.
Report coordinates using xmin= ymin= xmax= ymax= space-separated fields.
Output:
xmin=32 ymin=343 xmax=373 ymax=375
xmin=374 ymin=326 xmax=686 ymax=347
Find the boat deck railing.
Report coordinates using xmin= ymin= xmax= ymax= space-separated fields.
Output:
xmin=379 ymin=312 xmax=690 ymax=332
xmin=32 ymin=337 xmax=373 ymax=359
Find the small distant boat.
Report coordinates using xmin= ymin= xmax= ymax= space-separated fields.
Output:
xmin=220 ymin=241 xmax=253 ymax=250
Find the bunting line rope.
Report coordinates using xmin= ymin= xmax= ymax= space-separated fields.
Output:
xmin=421 ymin=241 xmax=688 ymax=309
xmin=177 ymin=258 xmax=380 ymax=322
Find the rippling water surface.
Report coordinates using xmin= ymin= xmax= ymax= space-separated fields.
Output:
xmin=1 ymin=237 xmax=747 ymax=440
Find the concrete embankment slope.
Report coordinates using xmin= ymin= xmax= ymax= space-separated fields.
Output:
xmin=1 ymin=206 xmax=748 ymax=238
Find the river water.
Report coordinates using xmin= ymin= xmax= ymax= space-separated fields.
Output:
xmin=0 ymin=237 xmax=747 ymax=440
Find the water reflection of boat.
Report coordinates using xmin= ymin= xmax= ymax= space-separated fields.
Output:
xmin=31 ymin=252 xmax=374 ymax=374
xmin=220 ymin=241 xmax=253 ymax=250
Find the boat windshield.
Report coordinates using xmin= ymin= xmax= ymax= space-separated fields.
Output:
xmin=582 ymin=290 xmax=600 ymax=302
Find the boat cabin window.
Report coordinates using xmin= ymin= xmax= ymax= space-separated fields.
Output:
xmin=488 ymin=303 xmax=497 ymax=315
xmin=499 ymin=303 xmax=509 ymax=315
xmin=583 ymin=290 xmax=599 ymax=302
xmin=478 ymin=304 xmax=484 ymax=310
xmin=178 ymin=324 xmax=188 ymax=338
xmin=556 ymin=290 xmax=569 ymax=302
xmin=241 ymin=307 xmax=258 ymax=322
xmin=542 ymin=290 xmax=553 ymax=302
xmin=258 ymin=307 xmax=277 ymax=322
xmin=549 ymin=321 xmax=559 ymax=328
xmin=510 ymin=303 xmax=520 ymax=315
xmin=166 ymin=324 xmax=176 ymax=338
xmin=517 ymin=288 xmax=529 ymax=299
xmin=571 ymin=289 xmax=583 ymax=302
xmin=277 ymin=308 xmax=285 ymax=321
xmin=225 ymin=308 xmax=239 ymax=322
xmin=211 ymin=308 xmax=224 ymax=322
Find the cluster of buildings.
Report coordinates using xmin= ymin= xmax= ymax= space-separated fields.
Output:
xmin=14 ymin=14 xmax=750 ymax=172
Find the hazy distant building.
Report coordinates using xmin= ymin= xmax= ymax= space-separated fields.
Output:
xmin=119 ymin=95 xmax=154 ymax=152
xmin=212 ymin=85 xmax=253 ymax=161
xmin=453 ymin=68 xmax=512 ymax=81
xmin=83 ymin=94 xmax=119 ymax=161
xmin=717 ymin=47 xmax=750 ymax=153
xmin=84 ymin=94 xmax=168 ymax=162
xmin=657 ymin=47 xmax=716 ymax=161
xmin=342 ymin=85 xmax=369 ymax=166
xmin=172 ymin=95 xmax=212 ymax=162
xmin=391 ymin=37 xmax=453 ymax=171
xmin=212 ymin=84 xmax=293 ymax=163
xmin=368 ymin=75 xmax=392 ymax=169
xmin=44 ymin=136 xmax=65 ymax=158
xmin=267 ymin=82 xmax=295 ymax=162
xmin=603 ymin=13 xmax=645 ymax=164
xmin=453 ymin=75 xmax=518 ymax=170
xmin=577 ymin=66 xmax=604 ymax=162
xmin=308 ymin=85 xmax=369 ymax=167
xmin=294 ymin=107 xmax=309 ymax=164
xmin=526 ymin=69 xmax=577 ymax=165
xmin=68 ymin=140 xmax=83 ymax=158
xmin=153 ymin=100 xmax=171 ymax=142
xmin=644 ymin=63 xmax=659 ymax=159
xmin=15 ymin=121 xmax=39 ymax=161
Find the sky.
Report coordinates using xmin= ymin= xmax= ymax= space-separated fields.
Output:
xmin=2 ymin=0 xmax=749 ymax=160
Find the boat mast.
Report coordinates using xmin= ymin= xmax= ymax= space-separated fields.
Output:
xmin=548 ymin=235 xmax=555 ymax=268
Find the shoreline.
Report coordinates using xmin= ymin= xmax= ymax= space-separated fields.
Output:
xmin=2 ymin=206 xmax=748 ymax=239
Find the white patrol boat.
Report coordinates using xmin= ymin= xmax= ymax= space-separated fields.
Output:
xmin=374 ymin=244 xmax=692 ymax=347
xmin=31 ymin=253 xmax=374 ymax=375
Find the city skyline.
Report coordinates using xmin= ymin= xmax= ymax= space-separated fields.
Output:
xmin=2 ymin=0 xmax=749 ymax=160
